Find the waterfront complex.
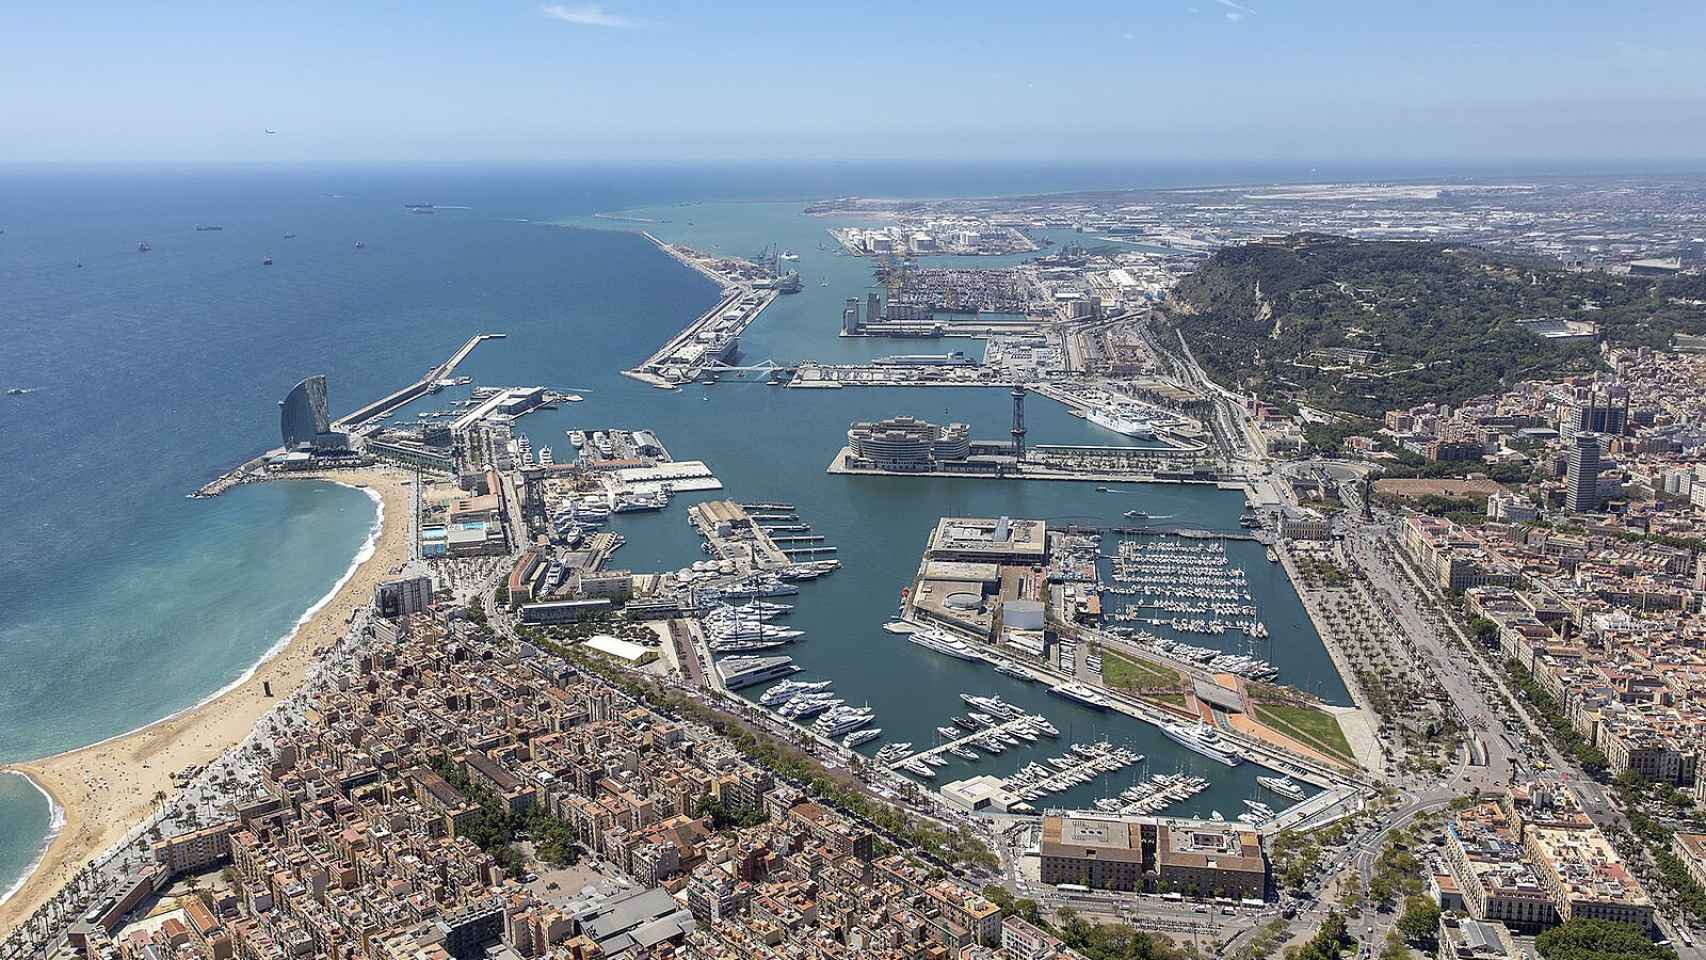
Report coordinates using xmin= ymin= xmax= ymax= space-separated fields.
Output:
xmin=845 ymin=416 xmax=972 ymax=471
xmin=278 ymin=375 xmax=347 ymax=451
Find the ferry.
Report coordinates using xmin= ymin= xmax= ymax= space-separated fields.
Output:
xmin=1086 ymin=408 xmax=1156 ymax=439
xmin=717 ymin=656 xmax=800 ymax=690
xmin=1048 ymin=682 xmax=1113 ymax=710
xmin=910 ymin=630 xmax=980 ymax=661
xmin=1160 ymin=722 xmax=1243 ymax=766
xmin=1257 ymin=775 xmax=1307 ymax=800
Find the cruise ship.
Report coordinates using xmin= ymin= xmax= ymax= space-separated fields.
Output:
xmin=1086 ymin=408 xmax=1157 ymax=439
xmin=1160 ymin=722 xmax=1243 ymax=766
xmin=1047 ymin=682 xmax=1113 ymax=710
xmin=909 ymin=630 xmax=980 ymax=661
xmin=1257 ymin=775 xmax=1307 ymax=800
xmin=717 ymin=656 xmax=800 ymax=690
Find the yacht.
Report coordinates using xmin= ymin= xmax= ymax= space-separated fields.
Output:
xmin=949 ymin=746 xmax=979 ymax=761
xmin=779 ymin=695 xmax=841 ymax=720
xmin=936 ymin=726 xmax=962 ymax=739
xmin=994 ymin=662 xmax=1033 ymax=681
xmin=910 ymin=630 xmax=980 ymax=661
xmin=568 ymin=430 xmax=586 ymax=447
xmin=1047 ymin=682 xmax=1113 ymax=710
xmin=1029 ymin=716 xmax=1060 ymax=737
xmin=1160 ymin=722 xmax=1243 ymax=766
xmin=758 ymin=679 xmax=832 ymax=706
xmin=881 ymin=619 xmax=919 ymax=635
xmin=814 ymin=705 xmax=876 ymax=737
xmin=716 ymin=656 xmax=799 ymax=690
xmin=843 ymin=728 xmax=882 ymax=748
xmin=1257 ymin=775 xmax=1307 ymax=800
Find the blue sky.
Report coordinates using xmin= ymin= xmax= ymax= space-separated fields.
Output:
xmin=3 ymin=0 xmax=1705 ymax=165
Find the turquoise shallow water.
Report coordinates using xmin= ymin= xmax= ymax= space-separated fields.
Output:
xmin=0 ymin=166 xmax=1351 ymax=907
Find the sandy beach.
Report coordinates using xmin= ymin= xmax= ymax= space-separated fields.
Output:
xmin=0 ymin=467 xmax=415 ymax=933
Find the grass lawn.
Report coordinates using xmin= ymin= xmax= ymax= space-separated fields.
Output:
xmin=1146 ymin=691 xmax=1189 ymax=709
xmin=1253 ymin=702 xmax=1356 ymax=764
xmin=1100 ymin=648 xmax=1183 ymax=692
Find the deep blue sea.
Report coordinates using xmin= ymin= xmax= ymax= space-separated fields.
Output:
xmin=0 ymin=161 xmax=1383 ymax=909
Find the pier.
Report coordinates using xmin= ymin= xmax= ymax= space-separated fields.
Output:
xmin=624 ymin=235 xmax=781 ymax=388
xmin=889 ymin=716 xmax=1047 ymax=769
xmin=334 ymin=333 xmax=502 ymax=430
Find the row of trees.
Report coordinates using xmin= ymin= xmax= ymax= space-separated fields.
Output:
xmin=536 ymin=636 xmax=999 ymax=871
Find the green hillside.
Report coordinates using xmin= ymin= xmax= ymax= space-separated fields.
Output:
xmin=1163 ymin=234 xmax=1706 ymax=415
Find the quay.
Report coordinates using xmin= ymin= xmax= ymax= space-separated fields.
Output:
xmin=333 ymin=333 xmax=503 ymax=430
xmin=827 ymin=446 xmax=1235 ymax=486
xmin=687 ymin=500 xmax=798 ymax=571
xmin=625 ymin=234 xmax=781 ymax=388
xmin=889 ymin=715 xmax=1046 ymax=768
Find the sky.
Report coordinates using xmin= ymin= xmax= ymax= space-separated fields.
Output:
xmin=3 ymin=0 xmax=1706 ymax=166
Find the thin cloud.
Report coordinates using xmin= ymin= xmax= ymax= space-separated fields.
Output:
xmin=540 ymin=3 xmax=635 ymax=27
xmin=1225 ymin=11 xmax=1245 ymax=21
xmin=1214 ymin=0 xmax=1255 ymax=15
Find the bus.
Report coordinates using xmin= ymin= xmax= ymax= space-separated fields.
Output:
xmin=1056 ymin=884 xmax=1090 ymax=894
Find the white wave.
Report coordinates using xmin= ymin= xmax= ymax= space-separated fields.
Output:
xmin=0 ymin=771 xmax=66 ymax=907
xmin=20 ymin=480 xmax=383 ymax=760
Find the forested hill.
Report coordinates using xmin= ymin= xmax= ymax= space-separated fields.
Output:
xmin=1163 ymin=233 xmax=1706 ymax=416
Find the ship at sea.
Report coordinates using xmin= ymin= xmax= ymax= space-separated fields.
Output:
xmin=1161 ymin=722 xmax=1243 ymax=766
xmin=195 ymin=224 xmax=224 ymax=232
xmin=1086 ymin=408 xmax=1156 ymax=439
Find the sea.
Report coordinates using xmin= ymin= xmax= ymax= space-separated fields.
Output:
xmin=0 ymin=161 xmax=1370 ymax=908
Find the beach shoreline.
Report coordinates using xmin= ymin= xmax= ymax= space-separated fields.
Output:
xmin=0 ymin=467 xmax=415 ymax=934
